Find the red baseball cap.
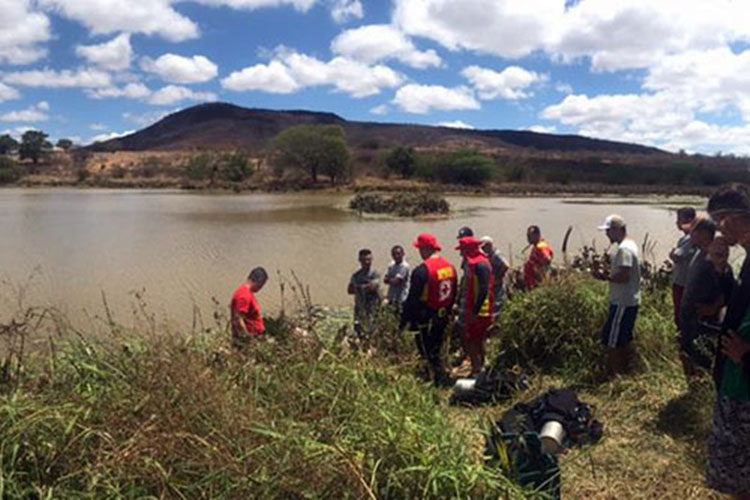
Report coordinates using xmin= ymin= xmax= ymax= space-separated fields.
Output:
xmin=414 ymin=233 xmax=442 ymax=251
xmin=455 ymin=236 xmax=482 ymax=250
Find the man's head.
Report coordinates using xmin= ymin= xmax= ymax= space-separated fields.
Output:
xmin=358 ymin=248 xmax=373 ymax=270
xmin=526 ymin=225 xmax=541 ymax=245
xmin=598 ymin=214 xmax=626 ymax=244
xmin=709 ymin=234 xmax=730 ymax=271
xmin=414 ymin=233 xmax=441 ymax=260
xmin=707 ymin=184 xmax=750 ymax=246
xmin=480 ymin=235 xmax=494 ymax=255
xmin=690 ymin=218 xmax=716 ymax=250
xmin=457 ymin=226 xmax=474 ymax=240
xmin=248 ymin=267 xmax=268 ymax=293
xmin=676 ymin=207 xmax=696 ymax=233
xmin=455 ymin=236 xmax=482 ymax=258
xmin=391 ymin=245 xmax=404 ymax=263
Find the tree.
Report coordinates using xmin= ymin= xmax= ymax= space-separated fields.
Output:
xmin=271 ymin=125 xmax=350 ymax=184
xmin=386 ymin=147 xmax=417 ymax=178
xmin=0 ymin=134 xmax=19 ymax=155
xmin=56 ymin=138 xmax=74 ymax=151
xmin=19 ymin=130 xmax=53 ymax=165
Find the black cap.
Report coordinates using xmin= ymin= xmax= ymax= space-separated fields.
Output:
xmin=456 ymin=226 xmax=474 ymax=239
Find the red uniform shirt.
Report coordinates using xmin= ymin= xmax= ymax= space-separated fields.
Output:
xmin=524 ymin=240 xmax=554 ymax=290
xmin=231 ymin=283 xmax=265 ymax=337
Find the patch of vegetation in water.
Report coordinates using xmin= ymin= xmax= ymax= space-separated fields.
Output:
xmin=349 ymin=192 xmax=450 ymax=217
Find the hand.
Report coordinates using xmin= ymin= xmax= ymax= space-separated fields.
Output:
xmin=722 ymin=331 xmax=750 ymax=364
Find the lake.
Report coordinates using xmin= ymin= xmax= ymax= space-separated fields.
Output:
xmin=0 ymin=188 xmax=702 ymax=327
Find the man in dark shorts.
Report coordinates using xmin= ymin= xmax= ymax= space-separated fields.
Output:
xmin=706 ymin=184 xmax=750 ymax=498
xmin=401 ymin=233 xmax=457 ymax=387
xmin=230 ymin=267 xmax=268 ymax=348
xmin=594 ymin=215 xmax=641 ymax=376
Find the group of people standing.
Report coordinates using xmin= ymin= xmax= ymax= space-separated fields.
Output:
xmin=346 ymin=225 xmax=554 ymax=386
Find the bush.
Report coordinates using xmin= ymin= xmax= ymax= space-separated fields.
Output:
xmin=186 ymin=153 xmax=212 ymax=181
xmin=491 ymin=274 xmax=676 ymax=383
xmin=110 ymin=164 xmax=126 ymax=179
xmin=218 ymin=152 xmax=253 ymax=182
xmin=349 ymin=192 xmax=450 ymax=217
xmin=420 ymin=150 xmax=495 ymax=186
xmin=0 ymin=157 xmax=23 ymax=184
xmin=386 ymin=147 xmax=417 ymax=179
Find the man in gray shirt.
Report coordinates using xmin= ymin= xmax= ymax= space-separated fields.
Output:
xmin=670 ymin=207 xmax=697 ymax=330
xmin=595 ymin=214 xmax=641 ymax=376
xmin=348 ymin=248 xmax=381 ymax=337
xmin=384 ymin=245 xmax=410 ymax=309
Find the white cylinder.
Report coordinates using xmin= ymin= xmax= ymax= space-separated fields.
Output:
xmin=453 ymin=378 xmax=476 ymax=391
xmin=540 ymin=420 xmax=565 ymax=455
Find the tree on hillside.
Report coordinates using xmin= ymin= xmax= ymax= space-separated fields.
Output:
xmin=19 ymin=130 xmax=53 ymax=165
xmin=56 ymin=138 xmax=74 ymax=151
xmin=386 ymin=147 xmax=416 ymax=178
xmin=0 ymin=134 xmax=19 ymax=155
xmin=271 ymin=125 xmax=350 ymax=184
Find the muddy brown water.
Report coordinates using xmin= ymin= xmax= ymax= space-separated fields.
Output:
xmin=0 ymin=188 xmax=705 ymax=328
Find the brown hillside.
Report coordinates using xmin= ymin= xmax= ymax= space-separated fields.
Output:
xmin=89 ymin=102 xmax=664 ymax=155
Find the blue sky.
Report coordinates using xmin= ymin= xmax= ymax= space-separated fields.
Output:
xmin=2 ymin=0 xmax=750 ymax=154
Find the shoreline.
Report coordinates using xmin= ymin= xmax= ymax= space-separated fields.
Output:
xmin=6 ymin=174 xmax=714 ymax=198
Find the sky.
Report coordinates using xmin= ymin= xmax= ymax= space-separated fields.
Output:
xmin=2 ymin=0 xmax=750 ymax=154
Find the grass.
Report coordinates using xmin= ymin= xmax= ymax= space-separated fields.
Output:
xmin=0 ymin=269 xmax=725 ymax=498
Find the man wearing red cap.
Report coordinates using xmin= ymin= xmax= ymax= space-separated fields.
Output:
xmin=401 ymin=233 xmax=458 ymax=387
xmin=456 ymin=236 xmax=493 ymax=375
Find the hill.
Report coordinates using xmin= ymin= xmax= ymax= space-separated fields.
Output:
xmin=90 ymin=102 xmax=663 ymax=155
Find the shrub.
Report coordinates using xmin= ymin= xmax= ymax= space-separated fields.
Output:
xmin=0 ymin=157 xmax=23 ymax=184
xmin=349 ymin=192 xmax=450 ymax=217
xmin=491 ymin=273 xmax=675 ymax=383
xmin=186 ymin=153 xmax=212 ymax=181
xmin=434 ymin=150 xmax=495 ymax=185
xmin=110 ymin=164 xmax=126 ymax=179
xmin=386 ymin=147 xmax=417 ymax=179
xmin=218 ymin=152 xmax=253 ymax=182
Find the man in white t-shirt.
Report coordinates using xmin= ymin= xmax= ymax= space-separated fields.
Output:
xmin=595 ymin=214 xmax=641 ymax=376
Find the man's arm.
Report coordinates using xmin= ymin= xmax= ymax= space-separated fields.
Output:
xmin=347 ymin=275 xmax=357 ymax=295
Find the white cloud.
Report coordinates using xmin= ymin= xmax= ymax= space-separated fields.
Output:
xmin=147 ymin=85 xmax=218 ymax=106
xmin=76 ymin=33 xmax=132 ymax=71
xmin=370 ymin=104 xmax=388 ymax=116
xmin=528 ymin=125 xmax=557 ymax=133
xmin=140 ymin=54 xmax=219 ymax=84
xmin=0 ymin=0 xmax=51 ymax=64
xmin=437 ymin=120 xmax=475 ymax=129
xmin=330 ymin=0 xmax=363 ymax=23
xmin=0 ymin=102 xmax=50 ymax=123
xmin=392 ymin=84 xmax=480 ymax=114
xmin=0 ymin=83 xmax=20 ymax=103
xmin=39 ymin=0 xmax=199 ymax=42
xmin=123 ymin=110 xmax=172 ymax=126
xmin=555 ymin=83 xmax=573 ymax=94
xmin=462 ymin=65 xmax=545 ymax=100
xmin=3 ymin=68 xmax=112 ymax=88
xmin=394 ymin=0 xmax=564 ymax=59
xmin=331 ymin=24 xmax=442 ymax=69
xmin=89 ymin=129 xmax=136 ymax=144
xmin=222 ymin=61 xmax=300 ymax=94
xmin=85 ymin=83 xmax=152 ymax=99
xmin=222 ymin=48 xmax=403 ymax=98
xmin=89 ymin=123 xmax=108 ymax=131
xmin=191 ymin=0 xmax=316 ymax=11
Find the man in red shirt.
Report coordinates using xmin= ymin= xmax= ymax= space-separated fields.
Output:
xmin=523 ymin=225 xmax=554 ymax=290
xmin=230 ymin=267 xmax=268 ymax=347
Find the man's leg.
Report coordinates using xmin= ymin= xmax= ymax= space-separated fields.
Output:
xmin=601 ymin=304 xmax=637 ymax=377
xmin=426 ymin=316 xmax=451 ymax=386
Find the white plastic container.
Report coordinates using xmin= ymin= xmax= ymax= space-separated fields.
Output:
xmin=540 ymin=420 xmax=566 ymax=455
xmin=453 ymin=378 xmax=476 ymax=392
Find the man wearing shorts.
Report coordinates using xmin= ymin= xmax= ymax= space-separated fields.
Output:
xmin=596 ymin=215 xmax=641 ymax=376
